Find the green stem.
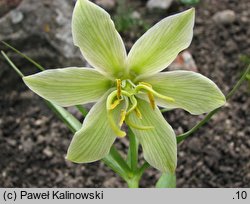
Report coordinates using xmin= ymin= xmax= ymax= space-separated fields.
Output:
xmin=75 ymin=105 xmax=88 ymax=117
xmin=137 ymin=162 xmax=150 ymax=178
xmin=177 ymin=64 xmax=250 ymax=143
xmin=109 ymin=146 xmax=132 ymax=177
xmin=1 ymin=51 xmax=24 ymax=77
xmin=102 ymin=152 xmax=130 ymax=181
xmin=127 ymin=178 xmax=139 ymax=188
xmin=1 ymin=41 xmax=45 ymax=71
xmin=127 ymin=127 xmax=138 ymax=171
xmin=126 ymin=162 xmax=150 ymax=188
xmin=225 ymin=64 xmax=250 ymax=100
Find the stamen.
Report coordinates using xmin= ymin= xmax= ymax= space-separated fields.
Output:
xmin=108 ymin=111 xmax=126 ymax=137
xmin=110 ymin=99 xmax=121 ymax=110
xmin=147 ymin=92 xmax=155 ymax=110
xmin=126 ymin=96 xmax=138 ymax=115
xmin=126 ymin=115 xmax=154 ymax=130
xmin=139 ymin=81 xmax=152 ymax=88
xmin=135 ymin=83 xmax=175 ymax=103
xmin=135 ymin=107 xmax=142 ymax=119
xmin=107 ymin=90 xmax=132 ymax=110
xmin=116 ymin=79 xmax=122 ymax=99
xmin=107 ymin=91 xmax=132 ymax=137
xmin=119 ymin=109 xmax=126 ymax=127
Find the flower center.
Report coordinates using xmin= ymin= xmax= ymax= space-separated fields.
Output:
xmin=106 ymin=79 xmax=175 ymax=137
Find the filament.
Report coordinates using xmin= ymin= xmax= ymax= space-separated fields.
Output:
xmin=126 ymin=115 xmax=154 ymax=130
xmin=135 ymin=83 xmax=175 ymax=103
xmin=116 ymin=79 xmax=122 ymax=99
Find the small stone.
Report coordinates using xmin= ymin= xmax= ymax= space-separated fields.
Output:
xmin=169 ymin=51 xmax=198 ymax=72
xmin=22 ymin=138 xmax=34 ymax=153
xmin=7 ymin=139 xmax=17 ymax=146
xmin=146 ymin=0 xmax=173 ymax=10
xmin=43 ymin=147 xmax=53 ymax=157
xmin=131 ymin=11 xmax=141 ymax=19
xmin=96 ymin=0 xmax=116 ymax=10
xmin=187 ymin=138 xmax=202 ymax=153
xmin=212 ymin=10 xmax=236 ymax=25
xmin=10 ymin=10 xmax=23 ymax=24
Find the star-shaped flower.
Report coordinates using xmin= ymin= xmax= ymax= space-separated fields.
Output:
xmin=23 ymin=0 xmax=225 ymax=173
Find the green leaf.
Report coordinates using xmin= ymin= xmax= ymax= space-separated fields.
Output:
xmin=156 ymin=173 xmax=176 ymax=188
xmin=143 ymin=71 xmax=226 ymax=115
xmin=129 ymin=99 xmax=177 ymax=173
xmin=23 ymin=67 xmax=111 ymax=107
xmin=127 ymin=8 xmax=195 ymax=80
xmin=66 ymin=92 xmax=122 ymax=163
xmin=72 ymin=0 xmax=127 ymax=77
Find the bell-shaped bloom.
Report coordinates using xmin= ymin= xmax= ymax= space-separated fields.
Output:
xmin=23 ymin=0 xmax=225 ymax=173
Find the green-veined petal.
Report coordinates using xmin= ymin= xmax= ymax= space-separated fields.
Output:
xmin=129 ymin=99 xmax=177 ymax=173
xmin=127 ymin=8 xmax=195 ymax=80
xmin=72 ymin=0 xmax=127 ymax=77
xmin=23 ymin=67 xmax=111 ymax=107
xmin=66 ymin=92 xmax=122 ymax=163
xmin=143 ymin=71 xmax=226 ymax=114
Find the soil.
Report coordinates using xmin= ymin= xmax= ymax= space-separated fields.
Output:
xmin=0 ymin=0 xmax=250 ymax=187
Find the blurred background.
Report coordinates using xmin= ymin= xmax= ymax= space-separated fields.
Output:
xmin=0 ymin=0 xmax=249 ymax=187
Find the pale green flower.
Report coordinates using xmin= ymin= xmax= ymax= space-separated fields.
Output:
xmin=23 ymin=0 xmax=225 ymax=173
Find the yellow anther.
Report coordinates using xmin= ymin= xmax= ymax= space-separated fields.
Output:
xmin=116 ymin=79 xmax=122 ymax=99
xmin=110 ymin=99 xmax=121 ymax=110
xmin=135 ymin=107 xmax=142 ymax=119
xmin=119 ymin=109 xmax=126 ymax=127
xmin=147 ymin=92 xmax=155 ymax=110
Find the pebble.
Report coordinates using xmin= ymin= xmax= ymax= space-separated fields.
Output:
xmin=10 ymin=10 xmax=23 ymax=24
xmin=146 ymin=0 xmax=173 ymax=10
xmin=7 ymin=139 xmax=17 ymax=146
xmin=212 ymin=10 xmax=236 ymax=25
xmin=169 ymin=51 xmax=198 ymax=72
xmin=43 ymin=147 xmax=53 ymax=157
xmin=131 ymin=11 xmax=141 ymax=19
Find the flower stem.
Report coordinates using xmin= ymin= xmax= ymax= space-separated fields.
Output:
xmin=127 ymin=127 xmax=138 ymax=171
xmin=126 ymin=162 xmax=150 ymax=188
xmin=127 ymin=178 xmax=139 ymax=188
xmin=176 ymin=64 xmax=250 ymax=143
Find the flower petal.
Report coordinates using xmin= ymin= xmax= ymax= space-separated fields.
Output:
xmin=129 ymin=99 xmax=177 ymax=173
xmin=72 ymin=0 xmax=127 ymax=76
xmin=127 ymin=8 xmax=195 ymax=79
xmin=23 ymin=67 xmax=111 ymax=107
xmin=143 ymin=71 xmax=226 ymax=114
xmin=66 ymin=92 xmax=122 ymax=163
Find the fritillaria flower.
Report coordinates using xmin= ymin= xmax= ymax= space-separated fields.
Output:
xmin=23 ymin=0 xmax=225 ymax=173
